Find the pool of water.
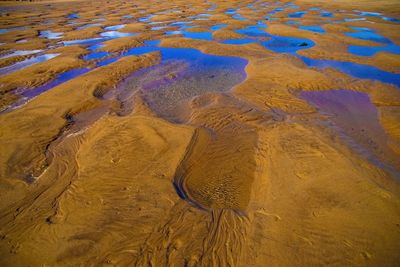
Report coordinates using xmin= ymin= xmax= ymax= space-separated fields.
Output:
xmin=67 ymin=13 xmax=80 ymax=20
xmin=114 ymin=44 xmax=248 ymax=120
xmin=299 ymin=56 xmax=400 ymax=87
xmin=262 ymin=36 xmax=315 ymax=53
xmin=299 ymin=25 xmax=325 ymax=33
xmin=100 ymin=31 xmax=135 ymax=38
xmin=345 ymin=27 xmax=392 ymax=44
xmin=104 ymin=24 xmax=126 ymax=31
xmin=288 ymin=11 xmax=306 ymax=18
xmin=0 ymin=49 xmax=42 ymax=59
xmin=39 ymin=30 xmax=63 ymax=39
xmin=300 ymin=89 xmax=400 ymax=176
xmin=83 ymin=51 xmax=110 ymax=60
xmin=0 ymin=54 xmax=60 ymax=76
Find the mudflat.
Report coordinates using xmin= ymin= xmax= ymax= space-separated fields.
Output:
xmin=0 ymin=0 xmax=399 ymax=266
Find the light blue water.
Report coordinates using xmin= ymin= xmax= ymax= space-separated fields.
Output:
xmin=39 ymin=30 xmax=63 ymax=39
xmin=104 ymin=24 xmax=126 ymax=31
xmin=0 ymin=54 xmax=59 ymax=76
xmin=100 ymin=31 xmax=135 ymax=38
xmin=299 ymin=25 xmax=325 ymax=33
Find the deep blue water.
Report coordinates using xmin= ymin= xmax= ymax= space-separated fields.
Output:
xmin=300 ymin=56 xmax=400 ymax=87
xmin=299 ymin=25 xmax=325 ymax=33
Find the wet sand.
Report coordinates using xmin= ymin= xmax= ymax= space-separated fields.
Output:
xmin=0 ymin=0 xmax=399 ymax=266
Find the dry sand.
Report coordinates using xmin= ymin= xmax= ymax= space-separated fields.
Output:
xmin=0 ymin=0 xmax=399 ymax=266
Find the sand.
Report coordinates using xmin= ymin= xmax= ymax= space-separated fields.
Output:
xmin=0 ymin=0 xmax=399 ymax=266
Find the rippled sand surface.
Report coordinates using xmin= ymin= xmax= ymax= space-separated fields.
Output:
xmin=0 ymin=0 xmax=399 ymax=266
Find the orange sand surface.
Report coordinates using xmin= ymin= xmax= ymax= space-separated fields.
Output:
xmin=0 ymin=0 xmax=399 ymax=266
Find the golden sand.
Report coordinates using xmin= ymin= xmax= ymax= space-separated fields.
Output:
xmin=0 ymin=0 xmax=399 ymax=266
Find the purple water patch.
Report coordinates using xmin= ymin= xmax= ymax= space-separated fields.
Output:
xmin=300 ymin=89 xmax=400 ymax=176
xmin=2 ymin=68 xmax=91 ymax=113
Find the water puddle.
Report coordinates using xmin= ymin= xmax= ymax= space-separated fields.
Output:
xmin=299 ymin=56 xmax=400 ymax=87
xmin=299 ymin=25 xmax=325 ymax=33
xmin=300 ymin=89 xmax=399 ymax=176
xmin=100 ymin=31 xmax=135 ymax=38
xmin=3 ymin=68 xmax=91 ymax=112
xmin=0 ymin=49 xmax=42 ymax=59
xmin=114 ymin=42 xmax=248 ymax=121
xmin=104 ymin=24 xmax=126 ymax=31
xmin=83 ymin=51 xmax=110 ymax=60
xmin=0 ymin=54 xmax=59 ymax=76
xmin=39 ymin=30 xmax=63 ymax=39
xmin=345 ymin=27 xmax=392 ymax=44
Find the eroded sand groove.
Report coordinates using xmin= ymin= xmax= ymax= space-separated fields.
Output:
xmin=0 ymin=0 xmax=400 ymax=266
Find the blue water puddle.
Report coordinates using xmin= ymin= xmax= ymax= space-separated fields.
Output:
xmin=83 ymin=51 xmax=109 ymax=60
xmin=0 ymin=49 xmax=42 ymax=59
xmin=288 ymin=11 xmax=306 ymax=18
xmin=345 ymin=27 xmax=392 ymax=44
xmin=100 ymin=31 xmax=135 ymax=38
xmin=321 ymin=11 xmax=333 ymax=17
xmin=22 ymin=68 xmax=90 ymax=99
xmin=165 ymin=30 xmax=213 ymax=40
xmin=104 ymin=24 xmax=126 ymax=31
xmin=139 ymin=15 xmax=154 ymax=22
xmin=67 ymin=13 xmax=80 ymax=19
xmin=232 ymin=13 xmax=247 ymax=21
xmin=235 ymin=24 xmax=268 ymax=38
xmin=183 ymin=31 xmax=213 ymax=40
xmin=170 ymin=21 xmax=192 ymax=27
xmin=97 ymin=57 xmax=118 ymax=67
xmin=39 ymin=30 xmax=63 ymax=39
xmin=97 ymin=41 xmax=247 ymax=74
xmin=76 ymin=23 xmax=103 ymax=30
xmin=287 ymin=21 xmax=300 ymax=25
xmin=122 ymin=15 xmax=133 ymax=19
xmin=222 ymin=38 xmax=256 ymax=45
xmin=151 ymin=26 xmax=167 ymax=31
xmin=87 ymin=43 xmax=104 ymax=51
xmin=299 ymin=56 xmax=400 ymax=87
xmin=0 ymin=26 xmax=26 ymax=34
xmin=348 ymin=43 xmax=400 ymax=56
xmin=0 ymin=54 xmax=59 ymax=76
xmin=262 ymin=36 xmax=315 ymax=53
xmin=299 ymin=25 xmax=325 ymax=33
xmin=62 ymin=38 xmax=105 ymax=46
xmin=354 ymin=11 xmax=399 ymax=22
xmin=382 ymin=17 xmax=400 ymax=23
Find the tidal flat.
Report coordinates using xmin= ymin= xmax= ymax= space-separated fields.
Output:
xmin=0 ymin=0 xmax=399 ymax=266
